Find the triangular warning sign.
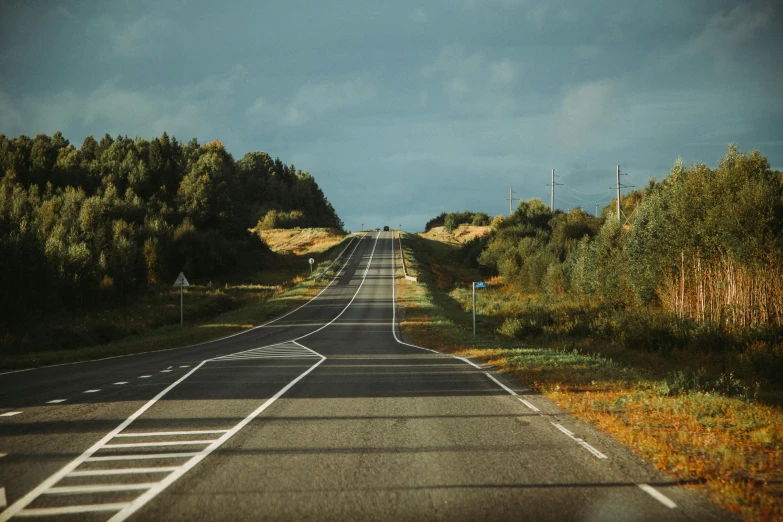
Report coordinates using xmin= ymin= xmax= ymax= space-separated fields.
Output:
xmin=173 ymin=272 xmax=190 ymax=287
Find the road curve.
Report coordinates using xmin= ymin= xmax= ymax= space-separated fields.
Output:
xmin=0 ymin=231 xmax=734 ymax=521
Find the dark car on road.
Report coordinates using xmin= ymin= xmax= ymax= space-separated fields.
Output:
xmin=383 ymin=226 xmax=389 ymax=231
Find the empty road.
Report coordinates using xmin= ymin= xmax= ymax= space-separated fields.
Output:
xmin=0 ymin=231 xmax=733 ymax=521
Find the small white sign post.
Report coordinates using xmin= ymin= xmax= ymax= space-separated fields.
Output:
xmin=173 ymin=272 xmax=190 ymax=326
xmin=473 ymin=281 xmax=487 ymax=337
xmin=309 ymin=258 xmax=315 ymax=276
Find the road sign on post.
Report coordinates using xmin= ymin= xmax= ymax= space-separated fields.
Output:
xmin=173 ymin=272 xmax=189 ymax=326
xmin=309 ymin=257 xmax=315 ymax=276
xmin=472 ymin=282 xmax=486 ymax=336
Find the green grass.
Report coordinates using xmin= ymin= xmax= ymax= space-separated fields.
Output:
xmin=394 ymin=231 xmax=783 ymax=521
xmin=0 ymin=234 xmax=356 ymax=371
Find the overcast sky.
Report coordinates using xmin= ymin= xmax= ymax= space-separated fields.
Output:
xmin=1 ymin=0 xmax=782 ymax=231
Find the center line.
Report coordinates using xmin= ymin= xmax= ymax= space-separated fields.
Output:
xmin=47 ymin=399 xmax=67 ymax=404
xmin=83 ymin=390 xmax=101 ymax=393
xmin=138 ymin=375 xmax=152 ymax=379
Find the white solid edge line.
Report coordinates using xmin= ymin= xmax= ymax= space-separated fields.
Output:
xmin=484 ymin=372 xmax=518 ymax=396
xmin=390 ymin=231 xmax=440 ymax=354
xmin=106 ymin=357 xmax=326 ymax=522
xmin=114 ymin=430 xmax=229 ymax=437
xmin=0 ymin=360 xmax=208 ymax=522
xmin=453 ymin=356 xmax=482 ymax=370
xmin=0 ymin=234 xmax=364 ymax=377
xmin=17 ymin=503 xmax=130 ymax=516
xmin=68 ymin=467 xmax=179 ymax=477
xmin=638 ymin=484 xmax=677 ymax=508
xmin=86 ymin=453 xmax=199 ymax=461
xmin=552 ymin=423 xmax=608 ymax=459
xmin=519 ymin=398 xmax=540 ymax=412
xmin=45 ymin=483 xmax=157 ymax=494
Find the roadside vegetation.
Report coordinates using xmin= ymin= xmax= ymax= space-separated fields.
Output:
xmin=0 ymin=130 xmax=346 ymax=367
xmin=396 ymin=144 xmax=783 ymax=521
xmin=0 ymin=230 xmax=354 ymax=370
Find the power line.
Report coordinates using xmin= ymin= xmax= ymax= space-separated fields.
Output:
xmin=546 ymin=169 xmax=563 ymax=211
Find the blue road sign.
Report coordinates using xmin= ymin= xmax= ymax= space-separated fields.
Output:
xmin=474 ymin=281 xmax=487 ymax=288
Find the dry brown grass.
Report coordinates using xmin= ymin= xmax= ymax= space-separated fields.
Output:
xmin=257 ymin=227 xmax=346 ymax=255
xmin=394 ymin=238 xmax=783 ymax=521
xmin=418 ymin=224 xmax=491 ymax=246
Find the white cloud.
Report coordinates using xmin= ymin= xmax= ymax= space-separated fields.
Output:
xmin=410 ymin=8 xmax=428 ymax=25
xmin=688 ymin=2 xmax=774 ymax=55
xmin=92 ymin=15 xmax=172 ymax=57
xmin=527 ymin=5 xmax=548 ymax=30
xmin=420 ymin=44 xmax=522 ymax=116
xmin=246 ymin=79 xmax=377 ymax=127
xmin=552 ymin=79 xmax=622 ymax=149
xmin=490 ymin=59 xmax=516 ymax=86
xmin=575 ymin=44 xmax=601 ymax=59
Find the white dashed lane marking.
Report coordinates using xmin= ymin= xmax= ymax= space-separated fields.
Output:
xmin=552 ymin=423 xmax=608 ymax=459
xmin=638 ymin=484 xmax=677 ymax=508
xmin=160 ymin=370 xmax=172 ymax=373
xmin=47 ymin=399 xmax=67 ymax=404
xmin=114 ymin=382 xmax=128 ymax=385
xmin=179 ymin=365 xmax=189 ymax=368
xmin=138 ymin=375 xmax=152 ymax=379
xmin=0 ymin=412 xmax=21 ymax=417
xmin=83 ymin=390 xmax=101 ymax=394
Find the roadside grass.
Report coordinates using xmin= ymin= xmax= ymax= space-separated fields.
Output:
xmin=395 ymin=233 xmax=783 ymax=522
xmin=0 ymin=233 xmax=355 ymax=371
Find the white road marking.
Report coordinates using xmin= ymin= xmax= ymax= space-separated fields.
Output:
xmin=17 ymin=503 xmax=130 ymax=516
xmin=0 ymin=412 xmax=21 ymax=417
xmin=47 ymin=399 xmax=67 ymax=404
xmin=453 ymin=356 xmax=482 ymax=370
xmin=390 ymin=233 xmax=440 ymax=354
xmin=83 ymin=389 xmax=101 ymax=393
xmin=0 ymin=453 xmax=6 ymax=458
xmin=0 ymin=360 xmax=209 ymax=522
xmin=114 ymin=382 xmax=128 ymax=385
xmin=45 ymin=483 xmax=158 ymax=494
xmin=0 ymin=487 xmax=5 ymax=508
xmin=552 ymin=423 xmax=608 ymax=459
xmin=138 ymin=375 xmax=152 ymax=379
xmin=86 ymin=453 xmax=199 ymax=462
xmin=178 ymin=365 xmax=189 ymax=368
xmin=108 ymin=356 xmax=326 ymax=522
xmin=638 ymin=484 xmax=677 ymax=508
xmin=160 ymin=370 xmax=172 ymax=373
xmin=484 ymin=372 xmax=518 ymax=396
xmin=519 ymin=398 xmax=540 ymax=412
xmin=114 ymin=430 xmax=228 ymax=437
xmin=103 ymin=440 xmax=216 ymax=448
xmin=68 ymin=468 xmax=179 ymax=477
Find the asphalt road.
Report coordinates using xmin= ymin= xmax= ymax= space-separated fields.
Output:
xmin=0 ymin=231 xmax=735 ymax=521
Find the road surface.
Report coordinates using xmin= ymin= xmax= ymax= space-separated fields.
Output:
xmin=0 ymin=231 xmax=733 ymax=521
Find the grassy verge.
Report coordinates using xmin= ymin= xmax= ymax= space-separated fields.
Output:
xmin=0 ymin=234 xmax=356 ymax=371
xmin=395 ymin=233 xmax=783 ymax=522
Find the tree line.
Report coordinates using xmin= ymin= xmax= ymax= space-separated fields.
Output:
xmin=475 ymin=144 xmax=783 ymax=334
xmin=424 ymin=211 xmax=491 ymax=232
xmin=0 ymin=131 xmax=343 ymax=321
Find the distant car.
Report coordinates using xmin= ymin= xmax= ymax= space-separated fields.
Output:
xmin=383 ymin=226 xmax=389 ymax=231
xmin=375 ymin=228 xmax=380 ymax=231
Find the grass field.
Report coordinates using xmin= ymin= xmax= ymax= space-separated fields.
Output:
xmin=395 ymin=229 xmax=783 ymax=522
xmin=0 ymin=230 xmax=354 ymax=371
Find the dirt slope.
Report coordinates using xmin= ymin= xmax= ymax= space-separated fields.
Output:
xmin=257 ymin=227 xmax=347 ymax=255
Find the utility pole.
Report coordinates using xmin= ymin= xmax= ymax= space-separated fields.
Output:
xmin=613 ymin=165 xmax=632 ymax=223
xmin=547 ymin=169 xmax=563 ymax=211
xmin=595 ymin=202 xmax=599 ymax=217
xmin=616 ymin=165 xmax=621 ymax=222
xmin=508 ymin=187 xmax=519 ymax=216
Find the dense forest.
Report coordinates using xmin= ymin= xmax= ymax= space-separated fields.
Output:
xmin=460 ymin=145 xmax=783 ymax=383
xmin=0 ymin=131 xmax=343 ymax=321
